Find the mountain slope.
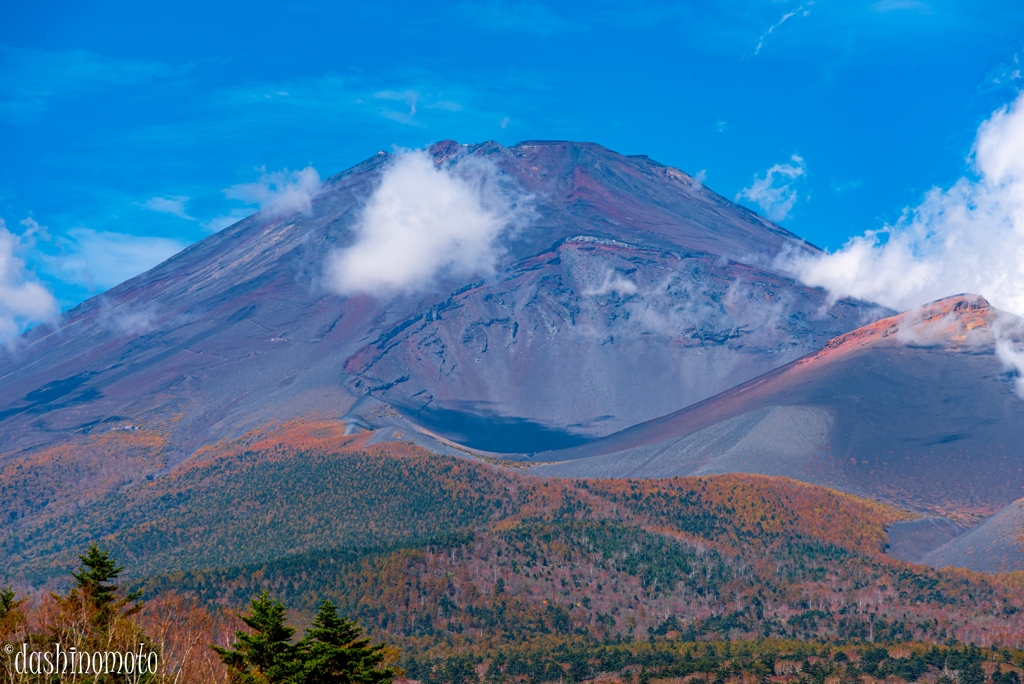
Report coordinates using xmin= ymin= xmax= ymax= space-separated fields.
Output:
xmin=530 ymin=295 xmax=1024 ymax=520
xmin=0 ymin=141 xmax=883 ymax=464
xmin=920 ymin=499 xmax=1024 ymax=572
xmin=7 ymin=420 xmax=1024 ymax=652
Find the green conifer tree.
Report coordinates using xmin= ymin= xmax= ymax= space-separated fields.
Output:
xmin=0 ymin=586 xmax=26 ymax=682
xmin=0 ymin=585 xmax=25 ymax=632
xmin=299 ymin=599 xmax=398 ymax=684
xmin=69 ymin=543 xmax=143 ymax=629
xmin=214 ymin=591 xmax=303 ymax=684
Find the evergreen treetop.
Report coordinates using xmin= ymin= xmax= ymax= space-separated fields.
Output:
xmin=214 ymin=591 xmax=303 ymax=684
xmin=214 ymin=594 xmax=399 ymax=684
xmin=300 ymin=599 xmax=398 ymax=684
xmin=68 ymin=543 xmax=143 ymax=629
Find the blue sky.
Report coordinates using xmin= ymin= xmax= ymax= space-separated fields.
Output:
xmin=1 ymin=0 xmax=1023 ymax=337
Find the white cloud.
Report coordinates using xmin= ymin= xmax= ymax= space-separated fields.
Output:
xmin=692 ymin=169 xmax=707 ymax=188
xmin=325 ymin=150 xmax=533 ymax=296
xmin=985 ymin=53 xmax=1021 ymax=90
xmin=0 ymin=218 xmax=59 ymax=342
xmin=223 ymin=166 xmax=322 ymax=217
xmin=782 ymin=91 xmax=1024 ymax=316
xmin=374 ymin=90 xmax=423 ymax=125
xmin=18 ymin=217 xmax=51 ymax=248
xmin=996 ymin=335 xmax=1024 ymax=399
xmin=831 ymin=177 xmax=866 ymax=193
xmin=142 ymin=195 xmax=195 ymax=220
xmin=200 ymin=208 xmax=251 ymax=233
xmin=0 ymin=45 xmax=177 ymax=123
xmin=374 ymin=90 xmax=418 ymax=114
xmin=426 ymin=100 xmax=463 ymax=111
xmin=49 ymin=228 xmax=188 ymax=291
xmin=585 ymin=271 xmax=638 ymax=297
xmin=753 ymin=3 xmax=812 ymax=56
xmin=736 ymin=154 xmax=806 ymax=222
xmin=103 ymin=301 xmax=161 ymax=337
xmin=500 ymin=116 xmax=510 ymax=129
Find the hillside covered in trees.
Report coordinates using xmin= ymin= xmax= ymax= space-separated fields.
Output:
xmin=4 ymin=419 xmax=1024 ymax=682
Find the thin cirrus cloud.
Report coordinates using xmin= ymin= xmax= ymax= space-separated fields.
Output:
xmin=0 ymin=45 xmax=178 ymax=123
xmin=374 ymin=90 xmax=422 ymax=126
xmin=45 ymin=228 xmax=188 ymax=292
xmin=142 ymin=196 xmax=195 ymax=221
xmin=200 ymin=209 xmax=251 ymax=234
xmin=325 ymin=150 xmax=534 ymax=297
xmin=752 ymin=2 xmax=813 ymax=56
xmin=426 ymin=100 xmax=464 ymax=112
xmin=735 ymin=154 xmax=807 ymax=222
xmin=0 ymin=218 xmax=59 ymax=343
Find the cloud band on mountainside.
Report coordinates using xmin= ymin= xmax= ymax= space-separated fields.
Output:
xmin=0 ymin=218 xmax=59 ymax=343
xmin=780 ymin=91 xmax=1024 ymax=318
xmin=325 ymin=150 xmax=533 ymax=296
xmin=204 ymin=166 xmax=323 ymax=232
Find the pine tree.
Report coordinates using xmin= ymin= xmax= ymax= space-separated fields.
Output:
xmin=68 ymin=543 xmax=143 ymax=630
xmin=299 ymin=599 xmax=398 ymax=684
xmin=0 ymin=585 xmax=24 ymax=631
xmin=0 ymin=585 xmax=26 ymax=681
xmin=214 ymin=591 xmax=302 ymax=684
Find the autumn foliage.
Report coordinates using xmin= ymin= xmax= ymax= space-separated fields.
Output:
xmin=5 ymin=418 xmax=1024 ymax=681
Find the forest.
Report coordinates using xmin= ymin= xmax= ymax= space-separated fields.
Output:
xmin=3 ymin=419 xmax=1024 ymax=682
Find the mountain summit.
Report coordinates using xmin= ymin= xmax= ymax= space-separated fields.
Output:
xmin=0 ymin=141 xmax=881 ymax=463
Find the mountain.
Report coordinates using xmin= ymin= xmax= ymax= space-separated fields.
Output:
xmin=529 ymin=294 xmax=1024 ymax=524
xmin=0 ymin=140 xmax=882 ymax=468
xmin=919 ymin=498 xmax=1024 ymax=572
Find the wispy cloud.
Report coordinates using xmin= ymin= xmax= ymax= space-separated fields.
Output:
xmin=0 ymin=218 xmax=59 ymax=343
xmin=325 ymin=150 xmax=533 ymax=296
xmin=781 ymin=91 xmax=1024 ymax=317
xmin=18 ymin=217 xmax=51 ymax=249
xmin=103 ymin=300 xmax=162 ymax=337
xmin=374 ymin=90 xmax=423 ymax=126
xmin=584 ymin=271 xmax=639 ymax=297
xmin=736 ymin=154 xmax=807 ymax=222
xmin=0 ymin=45 xmax=179 ymax=123
xmin=142 ymin=196 xmax=195 ymax=220
xmin=984 ymin=53 xmax=1022 ymax=91
xmin=831 ymin=177 xmax=867 ymax=193
xmin=200 ymin=166 xmax=320 ymax=233
xmin=995 ymin=334 xmax=1024 ymax=397
xmin=426 ymin=100 xmax=464 ymax=111
xmin=753 ymin=3 xmax=813 ymax=56
xmin=374 ymin=89 xmax=418 ymax=113
xmin=223 ymin=166 xmax=322 ymax=216
xmin=200 ymin=209 xmax=251 ymax=234
xmin=45 ymin=228 xmax=188 ymax=291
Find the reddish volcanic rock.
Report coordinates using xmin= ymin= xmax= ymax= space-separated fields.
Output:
xmin=532 ymin=294 xmax=1024 ymax=533
xmin=0 ymin=140 xmax=883 ymax=459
